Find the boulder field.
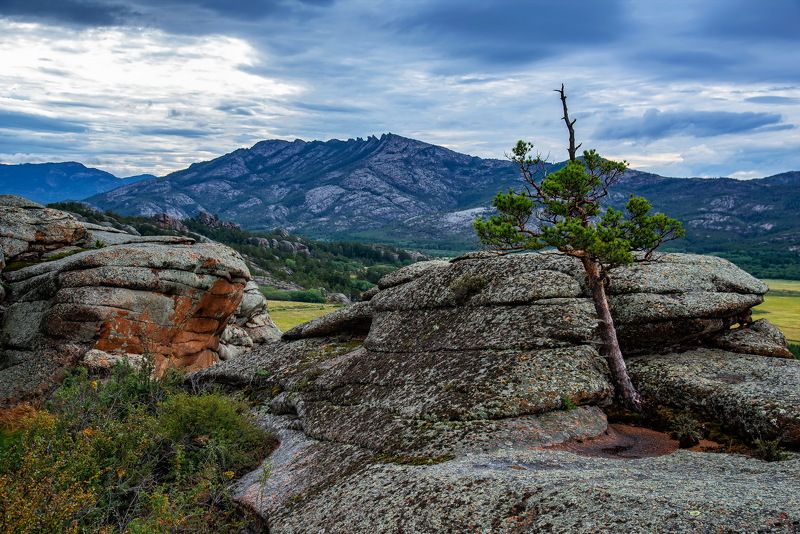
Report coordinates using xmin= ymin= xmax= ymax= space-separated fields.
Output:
xmin=0 ymin=196 xmax=280 ymax=404
xmin=193 ymin=252 xmax=800 ymax=533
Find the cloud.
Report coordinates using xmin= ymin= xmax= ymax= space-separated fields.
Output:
xmin=0 ymin=0 xmax=133 ymax=26
xmin=745 ymin=95 xmax=800 ymax=105
xmin=392 ymin=0 xmax=626 ymax=66
xmin=596 ymin=109 xmax=787 ymax=141
xmin=1 ymin=1 xmax=799 ymax=180
xmin=138 ymin=127 xmax=211 ymax=137
xmin=0 ymin=109 xmax=87 ymax=132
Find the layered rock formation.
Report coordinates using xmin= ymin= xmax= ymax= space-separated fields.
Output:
xmin=193 ymin=251 xmax=799 ymax=532
xmin=0 ymin=196 xmax=278 ymax=404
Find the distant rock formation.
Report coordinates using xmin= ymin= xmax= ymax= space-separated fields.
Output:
xmin=192 ymin=251 xmax=799 ymax=532
xmin=0 ymin=196 xmax=279 ymax=405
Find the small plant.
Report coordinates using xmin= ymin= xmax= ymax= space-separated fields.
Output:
xmin=561 ymin=396 xmax=577 ymax=411
xmin=789 ymin=343 xmax=800 ymax=360
xmin=448 ymin=274 xmax=488 ymax=304
xmin=94 ymin=239 xmax=106 ymax=249
xmin=0 ymin=361 xmax=276 ymax=532
xmin=669 ymin=413 xmax=702 ymax=448
xmin=753 ymin=438 xmax=789 ymax=462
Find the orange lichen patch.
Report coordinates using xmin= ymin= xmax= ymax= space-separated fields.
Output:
xmin=92 ymin=278 xmax=244 ymax=375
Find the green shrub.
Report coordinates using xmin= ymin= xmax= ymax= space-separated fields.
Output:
xmin=669 ymin=413 xmax=702 ymax=448
xmin=0 ymin=361 xmax=276 ymax=532
xmin=753 ymin=438 xmax=789 ymax=462
xmin=560 ymin=396 xmax=577 ymax=411
xmin=789 ymin=343 xmax=800 ymax=359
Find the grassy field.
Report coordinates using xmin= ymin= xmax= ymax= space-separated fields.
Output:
xmin=267 ymin=300 xmax=342 ymax=331
xmin=753 ymin=279 xmax=800 ymax=343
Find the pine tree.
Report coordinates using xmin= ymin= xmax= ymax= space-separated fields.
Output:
xmin=473 ymin=85 xmax=685 ymax=410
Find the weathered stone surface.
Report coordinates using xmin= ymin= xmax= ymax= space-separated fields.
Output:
xmin=710 ymin=318 xmax=794 ymax=358
xmin=283 ymin=301 xmax=372 ymax=340
xmin=0 ymin=195 xmax=89 ymax=261
xmin=189 ymin=250 xmax=794 ymax=533
xmin=82 ymin=348 xmax=146 ymax=372
xmin=376 ymin=259 xmax=449 ymax=289
xmin=218 ymin=325 xmax=254 ymax=361
xmin=630 ymin=349 xmax=800 ymax=445
xmin=256 ymin=446 xmax=800 ymax=534
xmin=0 ymin=200 xmax=260 ymax=404
xmin=325 ymin=292 xmax=351 ymax=305
xmin=368 ymin=252 xmax=766 ymax=353
xmin=364 ymin=301 xmax=597 ymax=353
xmin=234 ymin=281 xmax=281 ymax=343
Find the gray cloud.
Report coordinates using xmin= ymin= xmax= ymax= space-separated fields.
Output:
xmin=596 ymin=109 xmax=787 ymax=141
xmin=746 ymin=96 xmax=800 ymax=105
xmin=392 ymin=0 xmax=625 ymax=66
xmin=138 ymin=127 xmax=211 ymax=137
xmin=2 ymin=0 xmax=800 ymax=179
xmin=0 ymin=0 xmax=133 ymax=26
xmin=0 ymin=110 xmax=87 ymax=133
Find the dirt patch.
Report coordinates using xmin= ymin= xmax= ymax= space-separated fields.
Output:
xmin=551 ymin=423 xmax=720 ymax=459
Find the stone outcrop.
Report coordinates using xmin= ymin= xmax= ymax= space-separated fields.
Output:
xmin=0 ymin=196 xmax=89 ymax=261
xmin=709 ymin=318 xmax=795 ymax=358
xmin=0 ymin=197 xmax=279 ymax=404
xmin=630 ymin=349 xmax=800 ymax=445
xmin=191 ymin=250 xmax=799 ymax=532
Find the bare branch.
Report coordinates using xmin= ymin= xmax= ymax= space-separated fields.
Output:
xmin=556 ymin=84 xmax=578 ymax=162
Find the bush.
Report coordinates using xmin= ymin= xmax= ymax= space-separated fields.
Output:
xmin=669 ymin=413 xmax=702 ymax=448
xmin=0 ymin=362 xmax=276 ymax=532
xmin=789 ymin=343 xmax=800 ymax=359
xmin=753 ymin=438 xmax=789 ymax=462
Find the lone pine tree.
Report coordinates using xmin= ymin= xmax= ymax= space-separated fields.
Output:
xmin=474 ymin=85 xmax=685 ymax=410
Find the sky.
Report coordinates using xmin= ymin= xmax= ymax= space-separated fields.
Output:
xmin=0 ymin=0 xmax=798 ymax=179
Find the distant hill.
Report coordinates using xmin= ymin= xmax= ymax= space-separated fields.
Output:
xmin=86 ymin=134 xmax=799 ymax=266
xmin=0 ymin=162 xmax=151 ymax=204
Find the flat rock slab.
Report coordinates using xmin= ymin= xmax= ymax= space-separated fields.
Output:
xmin=262 ymin=448 xmax=800 ymax=533
xmin=630 ymin=349 xmax=800 ymax=445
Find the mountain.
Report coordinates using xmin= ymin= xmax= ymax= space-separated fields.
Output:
xmin=0 ymin=162 xmax=151 ymax=204
xmin=87 ymin=134 xmax=525 ymax=251
xmin=87 ymin=134 xmax=800 ymax=258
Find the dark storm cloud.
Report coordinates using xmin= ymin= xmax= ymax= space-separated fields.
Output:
xmin=597 ymin=109 xmax=786 ymax=141
xmin=392 ymin=0 xmax=626 ymax=65
xmin=0 ymin=0 xmax=133 ymax=26
xmin=0 ymin=110 xmax=87 ymax=133
xmin=702 ymin=0 xmax=800 ymax=42
xmin=0 ymin=0 xmax=333 ymax=28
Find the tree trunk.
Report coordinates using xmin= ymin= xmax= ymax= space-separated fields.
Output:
xmin=581 ymin=257 xmax=643 ymax=411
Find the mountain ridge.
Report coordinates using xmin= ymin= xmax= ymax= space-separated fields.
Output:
xmin=1 ymin=135 xmax=798 ymax=275
xmin=0 ymin=162 xmax=150 ymax=204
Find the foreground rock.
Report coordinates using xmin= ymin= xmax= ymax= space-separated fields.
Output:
xmin=0 ymin=197 xmax=280 ymax=404
xmin=630 ymin=348 xmax=800 ymax=445
xmin=189 ymin=251 xmax=800 ymax=531
xmin=243 ymin=428 xmax=799 ymax=533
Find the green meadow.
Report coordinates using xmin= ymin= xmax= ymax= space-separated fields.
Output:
xmin=754 ymin=279 xmax=800 ymax=344
xmin=267 ymin=300 xmax=343 ymax=332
